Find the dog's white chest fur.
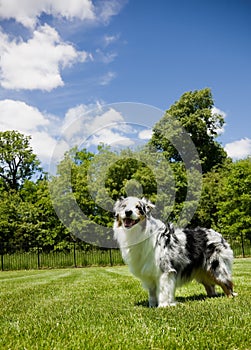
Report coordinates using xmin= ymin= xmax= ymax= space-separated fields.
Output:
xmin=114 ymin=213 xmax=167 ymax=300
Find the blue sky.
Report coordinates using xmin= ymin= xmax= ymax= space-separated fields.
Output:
xmin=0 ymin=0 xmax=250 ymax=166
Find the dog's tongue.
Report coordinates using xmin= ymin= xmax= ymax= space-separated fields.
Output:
xmin=124 ymin=218 xmax=136 ymax=228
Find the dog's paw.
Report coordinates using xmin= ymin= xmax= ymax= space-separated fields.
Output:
xmin=149 ymin=301 xmax=158 ymax=308
xmin=158 ymin=301 xmax=177 ymax=307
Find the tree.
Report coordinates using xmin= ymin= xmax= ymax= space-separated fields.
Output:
xmin=0 ymin=178 xmax=68 ymax=252
xmin=0 ymin=130 xmax=41 ymax=191
xmin=193 ymin=166 xmax=225 ymax=228
xmin=194 ymin=157 xmax=251 ymax=245
xmin=216 ymin=158 xmax=251 ymax=243
xmin=150 ymin=88 xmax=227 ymax=173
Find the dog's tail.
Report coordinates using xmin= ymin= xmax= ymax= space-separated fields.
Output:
xmin=206 ymin=234 xmax=237 ymax=297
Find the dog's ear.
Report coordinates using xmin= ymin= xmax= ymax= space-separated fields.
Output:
xmin=141 ymin=197 xmax=155 ymax=215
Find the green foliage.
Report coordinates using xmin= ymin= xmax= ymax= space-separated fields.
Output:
xmin=216 ymin=158 xmax=251 ymax=240
xmin=195 ymin=158 xmax=251 ymax=242
xmin=0 ymin=179 xmax=67 ymax=252
xmin=0 ymin=130 xmax=41 ymax=190
xmin=150 ymin=88 xmax=227 ymax=173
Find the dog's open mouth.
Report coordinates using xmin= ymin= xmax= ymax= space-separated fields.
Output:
xmin=123 ymin=218 xmax=140 ymax=228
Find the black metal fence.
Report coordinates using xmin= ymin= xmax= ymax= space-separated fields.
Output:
xmin=0 ymin=247 xmax=124 ymax=271
xmin=0 ymin=239 xmax=250 ymax=271
xmin=226 ymin=237 xmax=251 ymax=259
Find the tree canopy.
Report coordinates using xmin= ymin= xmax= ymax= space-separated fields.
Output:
xmin=150 ymin=88 xmax=227 ymax=173
xmin=0 ymin=130 xmax=41 ymax=190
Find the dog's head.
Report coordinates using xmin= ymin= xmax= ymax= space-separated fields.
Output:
xmin=114 ymin=196 xmax=155 ymax=229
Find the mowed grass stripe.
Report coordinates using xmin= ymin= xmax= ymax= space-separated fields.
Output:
xmin=0 ymin=259 xmax=250 ymax=350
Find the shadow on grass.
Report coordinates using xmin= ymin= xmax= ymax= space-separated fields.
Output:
xmin=135 ymin=293 xmax=225 ymax=307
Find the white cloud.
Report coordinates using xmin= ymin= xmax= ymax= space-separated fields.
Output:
xmin=0 ymin=25 xmax=89 ymax=91
xmin=0 ymin=99 xmax=49 ymax=131
xmin=0 ymin=0 xmax=95 ymax=28
xmin=59 ymin=104 xmax=136 ymax=152
xmin=138 ymin=129 xmax=153 ymax=140
xmin=0 ymin=1 xmax=126 ymax=92
xmin=103 ymin=34 xmax=120 ymax=47
xmin=0 ymin=99 xmax=60 ymax=163
xmin=95 ymin=48 xmax=117 ymax=63
xmin=99 ymin=71 xmax=116 ymax=85
xmin=62 ymin=104 xmax=125 ymax=142
xmin=97 ymin=0 xmax=126 ymax=24
xmin=0 ymin=100 xmax=155 ymax=167
xmin=90 ymin=128 xmax=134 ymax=147
xmin=0 ymin=0 xmax=126 ymax=28
xmin=225 ymin=138 xmax=251 ymax=160
xmin=211 ymin=106 xmax=227 ymax=135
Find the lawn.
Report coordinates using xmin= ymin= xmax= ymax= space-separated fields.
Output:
xmin=0 ymin=259 xmax=250 ymax=350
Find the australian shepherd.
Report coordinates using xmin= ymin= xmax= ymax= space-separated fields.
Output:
xmin=113 ymin=196 xmax=237 ymax=307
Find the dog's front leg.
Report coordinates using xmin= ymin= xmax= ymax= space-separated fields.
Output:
xmin=142 ymin=282 xmax=158 ymax=307
xmin=157 ymin=271 xmax=177 ymax=307
xmin=148 ymin=286 xmax=158 ymax=307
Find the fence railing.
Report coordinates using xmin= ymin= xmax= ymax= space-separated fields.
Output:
xmin=0 ymin=248 xmax=124 ymax=271
xmin=226 ymin=238 xmax=251 ymax=258
xmin=0 ymin=239 xmax=250 ymax=271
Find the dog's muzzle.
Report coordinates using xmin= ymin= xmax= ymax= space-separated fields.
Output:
xmin=123 ymin=210 xmax=140 ymax=228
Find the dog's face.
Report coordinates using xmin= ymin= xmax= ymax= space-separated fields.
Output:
xmin=114 ymin=197 xmax=155 ymax=229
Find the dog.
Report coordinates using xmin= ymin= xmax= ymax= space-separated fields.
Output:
xmin=113 ymin=196 xmax=237 ymax=307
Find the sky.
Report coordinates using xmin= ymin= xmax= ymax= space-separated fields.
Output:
xmin=0 ymin=0 xmax=251 ymax=169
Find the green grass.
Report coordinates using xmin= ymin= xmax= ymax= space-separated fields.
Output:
xmin=0 ymin=259 xmax=250 ymax=350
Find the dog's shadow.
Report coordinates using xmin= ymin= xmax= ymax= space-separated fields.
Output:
xmin=135 ymin=293 xmax=225 ymax=308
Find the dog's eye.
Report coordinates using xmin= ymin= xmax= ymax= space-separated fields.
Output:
xmin=136 ymin=204 xmax=145 ymax=215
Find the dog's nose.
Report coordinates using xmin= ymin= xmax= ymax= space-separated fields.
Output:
xmin=125 ymin=210 xmax=132 ymax=217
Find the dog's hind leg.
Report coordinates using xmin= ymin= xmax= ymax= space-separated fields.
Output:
xmin=202 ymin=282 xmax=218 ymax=297
xmin=215 ymin=278 xmax=238 ymax=297
xmin=209 ymin=265 xmax=237 ymax=297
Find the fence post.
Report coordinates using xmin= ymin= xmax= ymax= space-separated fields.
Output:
xmin=37 ymin=246 xmax=41 ymax=269
xmin=240 ymin=232 xmax=245 ymax=258
xmin=109 ymin=249 xmax=113 ymax=266
xmin=1 ymin=253 xmax=3 ymax=271
xmin=73 ymin=241 xmax=77 ymax=267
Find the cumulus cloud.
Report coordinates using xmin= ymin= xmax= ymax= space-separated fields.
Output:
xmin=138 ymin=129 xmax=153 ymax=140
xmin=61 ymin=104 xmax=127 ymax=145
xmin=0 ymin=100 xmax=156 ymax=168
xmin=0 ymin=99 xmax=49 ymax=131
xmin=0 ymin=0 xmax=95 ymax=28
xmin=0 ymin=0 xmax=126 ymax=28
xmin=0 ymin=99 xmax=60 ymax=163
xmin=0 ymin=100 xmax=133 ymax=165
xmin=0 ymin=24 xmax=89 ymax=91
xmin=90 ymin=128 xmax=134 ymax=147
xmin=0 ymin=1 xmax=125 ymax=91
xmin=225 ymin=138 xmax=251 ymax=160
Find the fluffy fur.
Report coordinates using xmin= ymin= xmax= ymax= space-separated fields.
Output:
xmin=113 ymin=196 xmax=237 ymax=307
